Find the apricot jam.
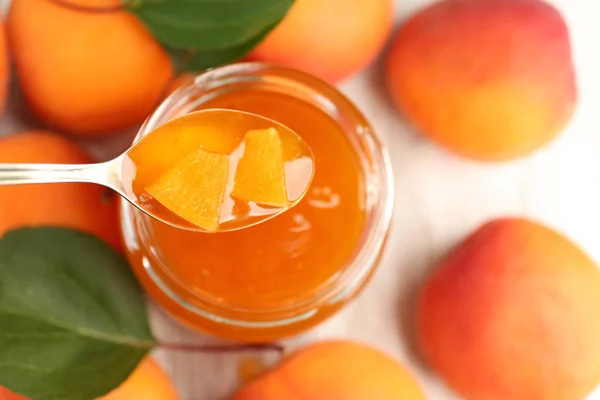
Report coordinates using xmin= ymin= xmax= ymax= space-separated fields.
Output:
xmin=120 ymin=63 xmax=393 ymax=342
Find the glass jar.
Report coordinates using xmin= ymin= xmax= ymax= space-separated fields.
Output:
xmin=120 ymin=63 xmax=393 ymax=342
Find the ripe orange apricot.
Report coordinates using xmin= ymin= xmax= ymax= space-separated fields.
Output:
xmin=417 ymin=218 xmax=600 ymax=400
xmin=0 ymin=132 xmax=121 ymax=250
xmin=7 ymin=0 xmax=173 ymax=136
xmin=248 ymin=0 xmax=393 ymax=83
xmin=0 ymin=20 xmax=9 ymax=117
xmin=100 ymin=358 xmax=178 ymax=400
xmin=233 ymin=341 xmax=425 ymax=399
xmin=386 ymin=0 xmax=577 ymax=160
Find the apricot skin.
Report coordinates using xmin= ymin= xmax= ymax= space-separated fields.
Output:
xmin=0 ymin=20 xmax=9 ymax=117
xmin=386 ymin=0 xmax=577 ymax=160
xmin=7 ymin=0 xmax=173 ymax=136
xmin=233 ymin=341 xmax=425 ymax=400
xmin=0 ymin=132 xmax=121 ymax=251
xmin=248 ymin=0 xmax=393 ymax=83
xmin=417 ymin=218 xmax=600 ymax=400
xmin=0 ymin=387 xmax=27 ymax=400
xmin=100 ymin=358 xmax=178 ymax=400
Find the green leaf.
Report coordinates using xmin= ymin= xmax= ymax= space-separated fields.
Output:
xmin=127 ymin=0 xmax=293 ymax=51
xmin=0 ymin=228 xmax=156 ymax=400
xmin=180 ymin=19 xmax=280 ymax=72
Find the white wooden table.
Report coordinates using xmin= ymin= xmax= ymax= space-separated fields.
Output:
xmin=1 ymin=0 xmax=599 ymax=398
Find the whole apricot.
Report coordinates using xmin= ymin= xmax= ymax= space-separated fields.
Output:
xmin=0 ymin=358 xmax=177 ymax=400
xmin=386 ymin=0 xmax=577 ymax=160
xmin=417 ymin=218 xmax=600 ymax=400
xmin=248 ymin=0 xmax=393 ymax=83
xmin=7 ymin=0 xmax=173 ymax=136
xmin=0 ymin=132 xmax=121 ymax=250
xmin=233 ymin=341 xmax=425 ymax=399
xmin=100 ymin=358 xmax=178 ymax=400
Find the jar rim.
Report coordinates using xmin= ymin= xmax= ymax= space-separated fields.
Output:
xmin=124 ymin=62 xmax=394 ymax=328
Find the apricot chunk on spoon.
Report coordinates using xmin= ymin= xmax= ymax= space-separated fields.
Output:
xmin=232 ymin=128 xmax=288 ymax=207
xmin=146 ymin=147 xmax=230 ymax=232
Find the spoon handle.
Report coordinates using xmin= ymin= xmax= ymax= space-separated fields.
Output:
xmin=0 ymin=162 xmax=114 ymax=186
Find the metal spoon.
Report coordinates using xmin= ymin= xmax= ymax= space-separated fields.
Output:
xmin=0 ymin=109 xmax=315 ymax=233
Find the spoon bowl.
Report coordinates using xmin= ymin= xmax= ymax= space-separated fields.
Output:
xmin=121 ymin=109 xmax=315 ymax=232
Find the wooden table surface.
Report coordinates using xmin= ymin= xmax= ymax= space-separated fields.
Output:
xmin=1 ymin=0 xmax=599 ymax=398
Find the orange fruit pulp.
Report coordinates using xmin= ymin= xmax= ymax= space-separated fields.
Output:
xmin=124 ymin=88 xmax=365 ymax=340
xmin=123 ymin=110 xmax=314 ymax=232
